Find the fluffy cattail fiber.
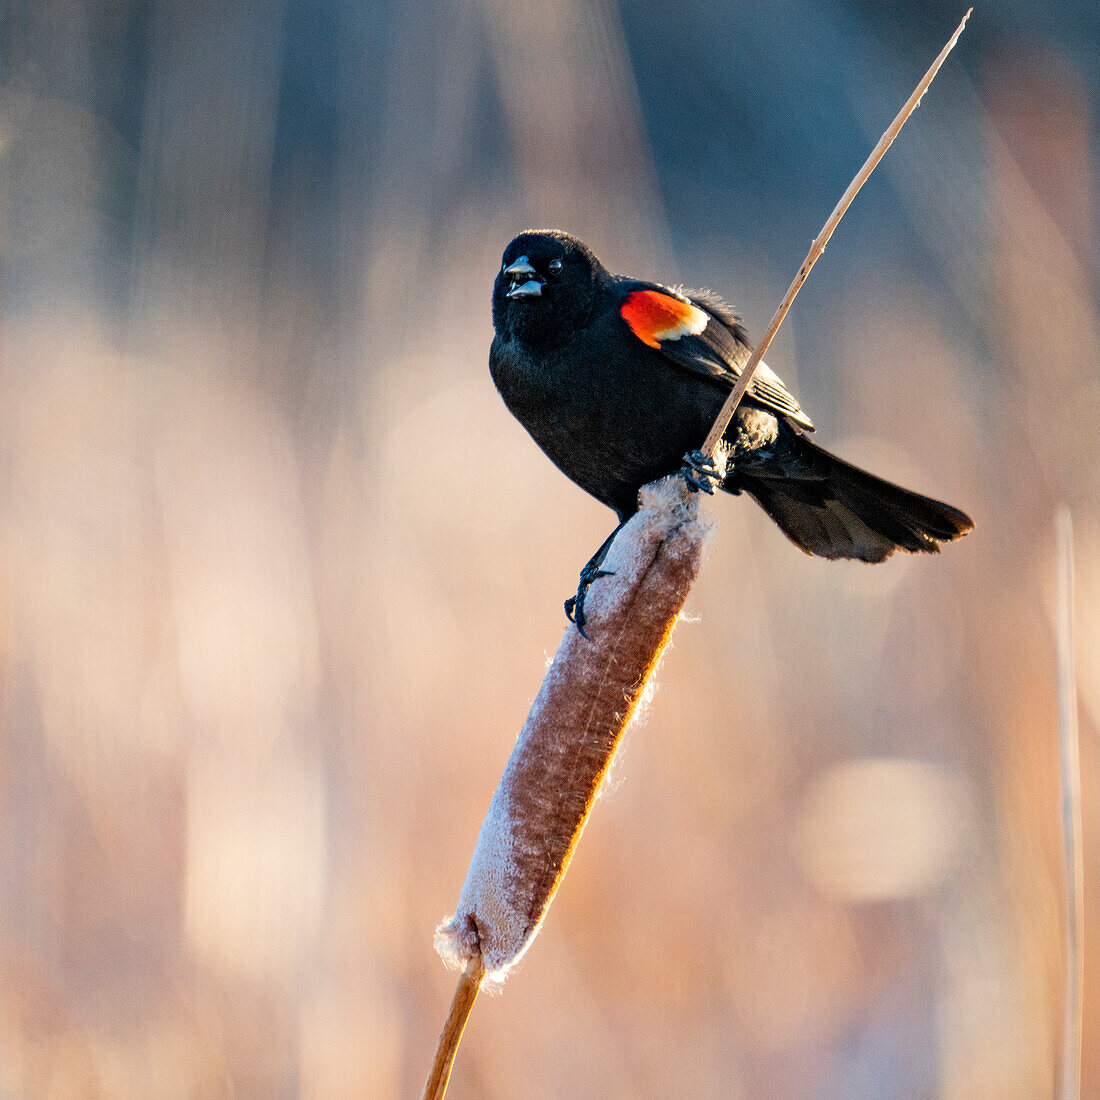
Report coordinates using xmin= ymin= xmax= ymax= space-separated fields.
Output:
xmin=434 ymin=474 xmax=711 ymax=983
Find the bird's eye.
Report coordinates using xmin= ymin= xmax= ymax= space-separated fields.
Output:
xmin=549 ymin=259 xmax=563 ymax=273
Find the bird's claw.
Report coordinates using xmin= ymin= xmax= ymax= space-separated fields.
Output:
xmin=681 ymin=449 xmax=724 ymax=495
xmin=565 ymin=566 xmax=615 ymax=637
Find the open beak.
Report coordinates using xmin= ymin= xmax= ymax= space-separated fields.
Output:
xmin=505 ymin=256 xmax=543 ymax=299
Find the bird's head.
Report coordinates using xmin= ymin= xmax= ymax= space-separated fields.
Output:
xmin=492 ymin=230 xmax=607 ymax=346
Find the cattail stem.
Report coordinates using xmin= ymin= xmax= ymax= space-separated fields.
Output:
xmin=421 ymin=956 xmax=485 ymax=1100
xmin=701 ymin=8 xmax=972 ymax=456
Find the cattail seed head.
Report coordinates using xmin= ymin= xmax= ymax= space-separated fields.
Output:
xmin=435 ymin=474 xmax=713 ymax=983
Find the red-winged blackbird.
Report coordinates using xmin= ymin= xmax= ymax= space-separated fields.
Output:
xmin=490 ymin=229 xmax=973 ymax=632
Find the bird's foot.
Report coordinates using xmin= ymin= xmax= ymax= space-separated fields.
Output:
xmin=564 ymin=564 xmax=615 ymax=638
xmin=681 ymin=449 xmax=724 ymax=495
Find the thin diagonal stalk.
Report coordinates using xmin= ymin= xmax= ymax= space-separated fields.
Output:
xmin=702 ymin=8 xmax=972 ymax=456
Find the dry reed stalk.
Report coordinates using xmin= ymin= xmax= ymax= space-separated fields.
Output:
xmin=433 ymin=476 xmax=711 ymax=984
xmin=422 ymin=14 xmax=972 ymax=1096
xmin=701 ymin=8 xmax=972 ymax=455
xmin=1055 ymin=508 xmax=1083 ymax=1100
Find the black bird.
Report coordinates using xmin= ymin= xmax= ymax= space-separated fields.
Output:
xmin=489 ymin=229 xmax=973 ymax=632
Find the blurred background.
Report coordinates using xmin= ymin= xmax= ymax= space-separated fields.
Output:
xmin=0 ymin=1 xmax=1097 ymax=1096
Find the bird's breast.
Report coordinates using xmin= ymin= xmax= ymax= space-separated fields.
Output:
xmin=489 ymin=337 xmax=563 ymax=421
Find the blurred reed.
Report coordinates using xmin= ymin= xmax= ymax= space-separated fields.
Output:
xmin=1056 ymin=508 xmax=1082 ymax=1099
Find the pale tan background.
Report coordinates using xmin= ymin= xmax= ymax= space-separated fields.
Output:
xmin=1 ymin=1 xmax=1098 ymax=1096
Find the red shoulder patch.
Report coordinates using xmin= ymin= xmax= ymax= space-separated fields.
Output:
xmin=621 ymin=289 xmax=709 ymax=349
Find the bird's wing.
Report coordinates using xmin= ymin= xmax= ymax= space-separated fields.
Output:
xmin=617 ymin=284 xmax=814 ymax=431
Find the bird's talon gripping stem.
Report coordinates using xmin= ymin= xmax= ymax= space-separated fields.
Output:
xmin=567 ymin=564 xmax=602 ymax=635
xmin=564 ymin=595 xmax=590 ymax=638
xmin=564 ymin=525 xmax=625 ymax=638
xmin=681 ymin=449 xmax=723 ymax=495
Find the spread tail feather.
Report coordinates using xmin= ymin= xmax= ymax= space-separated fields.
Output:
xmin=733 ymin=436 xmax=973 ymax=562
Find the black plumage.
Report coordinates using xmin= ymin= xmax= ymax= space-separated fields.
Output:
xmin=489 ymin=230 xmax=973 ymax=627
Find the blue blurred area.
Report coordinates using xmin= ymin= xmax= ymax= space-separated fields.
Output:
xmin=4 ymin=1 xmax=1096 ymax=368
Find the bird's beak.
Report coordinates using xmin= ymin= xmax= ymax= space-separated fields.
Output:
xmin=505 ymin=255 xmax=543 ymax=299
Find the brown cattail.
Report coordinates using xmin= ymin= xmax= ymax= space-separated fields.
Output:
xmin=434 ymin=474 xmax=712 ymax=984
